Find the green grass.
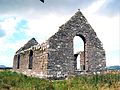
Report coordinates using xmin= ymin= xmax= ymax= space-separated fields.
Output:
xmin=0 ymin=71 xmax=54 ymax=90
xmin=0 ymin=71 xmax=120 ymax=90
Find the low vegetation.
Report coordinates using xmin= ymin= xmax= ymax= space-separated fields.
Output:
xmin=0 ymin=71 xmax=120 ymax=90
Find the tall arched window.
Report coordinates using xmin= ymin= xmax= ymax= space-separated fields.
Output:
xmin=17 ymin=54 xmax=20 ymax=69
xmin=73 ymin=36 xmax=85 ymax=70
xmin=28 ymin=50 xmax=33 ymax=69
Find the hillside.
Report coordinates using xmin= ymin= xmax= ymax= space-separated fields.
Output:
xmin=0 ymin=65 xmax=12 ymax=69
xmin=0 ymin=65 xmax=6 ymax=68
xmin=106 ymin=65 xmax=120 ymax=70
xmin=0 ymin=71 xmax=120 ymax=90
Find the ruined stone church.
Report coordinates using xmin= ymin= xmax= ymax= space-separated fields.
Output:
xmin=13 ymin=10 xmax=106 ymax=79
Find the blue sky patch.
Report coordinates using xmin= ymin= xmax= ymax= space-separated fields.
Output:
xmin=8 ymin=32 xmax=28 ymax=43
xmin=98 ymin=0 xmax=120 ymax=16
xmin=0 ymin=16 xmax=16 ymax=22
xmin=8 ymin=19 xmax=29 ymax=43
xmin=15 ymin=19 xmax=28 ymax=31
xmin=0 ymin=29 xmax=5 ymax=37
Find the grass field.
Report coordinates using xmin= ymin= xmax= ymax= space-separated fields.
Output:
xmin=0 ymin=71 xmax=120 ymax=90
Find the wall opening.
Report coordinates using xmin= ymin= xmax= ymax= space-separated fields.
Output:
xmin=17 ymin=54 xmax=20 ymax=69
xmin=28 ymin=50 xmax=33 ymax=69
xmin=73 ymin=35 xmax=85 ymax=71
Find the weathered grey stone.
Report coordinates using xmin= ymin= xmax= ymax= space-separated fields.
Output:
xmin=16 ymin=38 xmax=38 ymax=54
xmin=13 ymin=10 xmax=106 ymax=79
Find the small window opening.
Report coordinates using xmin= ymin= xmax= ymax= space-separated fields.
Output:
xmin=17 ymin=54 xmax=20 ymax=69
xmin=28 ymin=50 xmax=33 ymax=69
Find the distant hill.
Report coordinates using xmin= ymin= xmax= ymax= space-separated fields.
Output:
xmin=0 ymin=65 xmax=6 ymax=68
xmin=0 ymin=65 xmax=12 ymax=69
xmin=106 ymin=65 xmax=120 ymax=70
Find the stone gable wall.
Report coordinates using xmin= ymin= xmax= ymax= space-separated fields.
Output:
xmin=47 ymin=11 xmax=106 ymax=78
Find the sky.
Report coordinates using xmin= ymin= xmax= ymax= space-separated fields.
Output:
xmin=0 ymin=0 xmax=120 ymax=67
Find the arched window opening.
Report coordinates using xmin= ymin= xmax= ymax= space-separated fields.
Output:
xmin=73 ymin=36 xmax=85 ymax=71
xmin=17 ymin=54 xmax=20 ymax=69
xmin=28 ymin=50 xmax=33 ymax=69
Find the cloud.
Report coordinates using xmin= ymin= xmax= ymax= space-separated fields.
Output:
xmin=0 ymin=16 xmax=17 ymax=38
xmin=0 ymin=56 xmax=13 ymax=66
xmin=24 ymin=13 xmax=71 ymax=43
xmin=0 ymin=0 xmax=119 ymax=16
xmin=84 ymin=0 xmax=107 ymax=15
xmin=98 ymin=0 xmax=120 ymax=16
xmin=0 ymin=0 xmax=95 ymax=15
xmin=107 ymin=50 xmax=120 ymax=66
xmin=84 ymin=0 xmax=120 ymax=16
xmin=90 ymin=15 xmax=119 ymax=52
xmin=8 ymin=19 xmax=29 ymax=42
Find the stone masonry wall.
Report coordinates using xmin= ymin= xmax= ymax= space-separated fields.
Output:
xmin=13 ymin=41 xmax=48 ymax=78
xmin=80 ymin=51 xmax=85 ymax=71
xmin=13 ymin=10 xmax=106 ymax=79
xmin=47 ymin=10 xmax=106 ymax=78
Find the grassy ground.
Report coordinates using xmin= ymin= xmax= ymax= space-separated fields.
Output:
xmin=0 ymin=71 xmax=120 ymax=90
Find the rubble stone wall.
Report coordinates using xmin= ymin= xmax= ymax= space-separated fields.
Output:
xmin=47 ymin=11 xmax=106 ymax=78
xmin=13 ymin=10 xmax=106 ymax=79
xmin=80 ymin=51 xmax=85 ymax=70
xmin=13 ymin=42 xmax=49 ymax=78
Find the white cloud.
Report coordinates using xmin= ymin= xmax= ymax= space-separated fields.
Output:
xmin=84 ymin=0 xmax=107 ymax=15
xmin=107 ymin=53 xmax=120 ymax=66
xmin=0 ymin=16 xmax=25 ymax=39
xmin=0 ymin=56 xmax=13 ymax=67
xmin=25 ymin=13 xmax=71 ymax=43
xmin=86 ymin=14 xmax=120 ymax=52
xmin=0 ymin=17 xmax=16 ymax=37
